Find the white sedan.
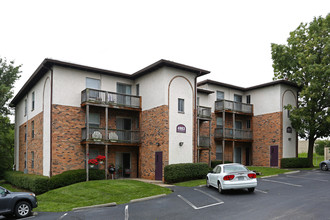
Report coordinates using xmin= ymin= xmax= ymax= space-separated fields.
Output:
xmin=206 ymin=163 xmax=257 ymax=193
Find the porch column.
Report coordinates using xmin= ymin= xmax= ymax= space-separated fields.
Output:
xmin=232 ymin=141 xmax=235 ymax=162
xmin=222 ymin=111 xmax=225 ymax=164
xmin=86 ymin=143 xmax=89 ymax=181
xmin=105 ymin=144 xmax=108 ymax=180
xmin=86 ymin=105 xmax=89 ymax=141
xmin=105 ymin=107 xmax=108 ymax=180
xmin=233 ymin=113 xmax=235 ymax=139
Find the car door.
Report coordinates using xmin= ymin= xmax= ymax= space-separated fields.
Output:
xmin=0 ymin=187 xmax=11 ymax=212
xmin=210 ymin=166 xmax=221 ymax=187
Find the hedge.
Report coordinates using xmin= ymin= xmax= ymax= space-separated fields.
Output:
xmin=164 ymin=163 xmax=209 ymax=184
xmin=4 ymin=169 xmax=105 ymax=194
xmin=4 ymin=171 xmax=49 ymax=194
xmin=281 ymin=158 xmax=310 ymax=168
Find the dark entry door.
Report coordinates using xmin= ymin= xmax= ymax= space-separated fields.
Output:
xmin=270 ymin=145 xmax=278 ymax=166
xmin=246 ymin=147 xmax=250 ymax=166
xmin=155 ymin=152 xmax=163 ymax=180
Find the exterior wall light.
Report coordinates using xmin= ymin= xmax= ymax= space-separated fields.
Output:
xmin=179 ymin=142 xmax=184 ymax=147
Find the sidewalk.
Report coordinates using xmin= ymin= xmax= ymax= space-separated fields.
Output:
xmin=129 ymin=178 xmax=173 ymax=188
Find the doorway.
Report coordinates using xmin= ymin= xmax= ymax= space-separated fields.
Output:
xmin=246 ymin=147 xmax=250 ymax=166
xmin=270 ymin=145 xmax=278 ymax=167
xmin=115 ymin=152 xmax=131 ymax=178
xmin=155 ymin=152 xmax=163 ymax=180
xmin=234 ymin=147 xmax=242 ymax=163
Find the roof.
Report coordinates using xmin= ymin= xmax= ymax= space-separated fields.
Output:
xmin=197 ymin=88 xmax=214 ymax=94
xmin=10 ymin=59 xmax=210 ymax=106
xmin=197 ymin=79 xmax=300 ymax=92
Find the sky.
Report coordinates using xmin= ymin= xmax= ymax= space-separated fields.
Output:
xmin=1 ymin=0 xmax=329 ymax=97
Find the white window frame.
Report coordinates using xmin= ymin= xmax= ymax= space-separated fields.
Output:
xmin=178 ymin=98 xmax=184 ymax=113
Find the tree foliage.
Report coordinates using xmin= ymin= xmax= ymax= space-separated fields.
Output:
xmin=315 ymin=139 xmax=330 ymax=156
xmin=0 ymin=116 xmax=15 ymax=177
xmin=271 ymin=14 xmax=330 ymax=166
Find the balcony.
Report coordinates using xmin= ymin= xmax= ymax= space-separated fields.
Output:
xmin=81 ymin=89 xmax=141 ymax=110
xmin=214 ymin=128 xmax=252 ymax=141
xmin=197 ymin=106 xmax=211 ymax=120
xmin=81 ymin=127 xmax=140 ymax=144
xmin=198 ymin=136 xmax=211 ymax=148
xmin=215 ymin=100 xmax=252 ymax=114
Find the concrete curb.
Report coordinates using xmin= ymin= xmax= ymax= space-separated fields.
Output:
xmin=260 ymin=174 xmax=279 ymax=179
xmin=130 ymin=194 xmax=167 ymax=203
xmin=284 ymin=170 xmax=300 ymax=175
xmin=72 ymin=202 xmax=117 ymax=211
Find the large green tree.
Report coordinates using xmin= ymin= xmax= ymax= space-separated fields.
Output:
xmin=271 ymin=14 xmax=330 ymax=167
xmin=0 ymin=57 xmax=21 ymax=177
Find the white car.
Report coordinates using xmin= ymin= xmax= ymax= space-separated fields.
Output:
xmin=206 ymin=163 xmax=257 ymax=193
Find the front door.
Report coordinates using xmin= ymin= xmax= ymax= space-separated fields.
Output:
xmin=270 ymin=145 xmax=278 ymax=166
xmin=155 ymin=152 xmax=163 ymax=180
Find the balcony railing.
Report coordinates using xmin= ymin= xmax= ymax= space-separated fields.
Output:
xmin=81 ymin=89 xmax=141 ymax=109
xmin=214 ymin=128 xmax=252 ymax=140
xmin=215 ymin=100 xmax=252 ymax=114
xmin=82 ymin=127 xmax=140 ymax=144
xmin=198 ymin=136 xmax=211 ymax=148
xmin=197 ymin=106 xmax=211 ymax=119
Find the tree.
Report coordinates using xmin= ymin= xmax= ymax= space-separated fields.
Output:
xmin=271 ymin=14 xmax=330 ymax=167
xmin=0 ymin=57 xmax=21 ymax=176
xmin=315 ymin=139 xmax=330 ymax=156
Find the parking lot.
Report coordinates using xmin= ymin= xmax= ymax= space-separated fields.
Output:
xmin=6 ymin=170 xmax=330 ymax=220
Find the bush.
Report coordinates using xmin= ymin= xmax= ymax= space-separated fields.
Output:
xmin=49 ymin=169 xmax=105 ymax=190
xmin=164 ymin=163 xmax=209 ymax=184
xmin=315 ymin=140 xmax=330 ymax=156
xmin=281 ymin=158 xmax=310 ymax=168
xmin=4 ymin=171 xmax=49 ymax=194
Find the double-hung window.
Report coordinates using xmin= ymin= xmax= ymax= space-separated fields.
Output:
xmin=31 ymin=92 xmax=35 ymax=111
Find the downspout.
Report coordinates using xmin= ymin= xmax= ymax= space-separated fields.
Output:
xmin=24 ymin=94 xmax=29 ymax=174
xmin=50 ymin=67 xmax=53 ymax=177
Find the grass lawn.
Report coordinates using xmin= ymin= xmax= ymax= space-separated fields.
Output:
xmin=0 ymin=180 xmax=28 ymax=192
xmin=298 ymin=153 xmax=323 ymax=167
xmin=34 ymin=179 xmax=171 ymax=212
xmin=174 ymin=166 xmax=292 ymax=187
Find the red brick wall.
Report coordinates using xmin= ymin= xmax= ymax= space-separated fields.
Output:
xmin=252 ymin=112 xmax=283 ymax=167
xmin=140 ymin=105 xmax=169 ymax=180
xmin=18 ymin=112 xmax=43 ymax=175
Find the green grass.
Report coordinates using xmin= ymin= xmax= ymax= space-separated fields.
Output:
xmin=0 ymin=180 xmax=28 ymax=192
xmin=174 ymin=166 xmax=292 ymax=187
xmin=34 ymin=180 xmax=171 ymax=212
xmin=298 ymin=153 xmax=323 ymax=167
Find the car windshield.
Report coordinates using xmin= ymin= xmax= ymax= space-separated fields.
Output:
xmin=223 ymin=164 xmax=248 ymax=173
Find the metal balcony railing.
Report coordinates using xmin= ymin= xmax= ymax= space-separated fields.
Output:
xmin=82 ymin=127 xmax=140 ymax=144
xmin=214 ymin=128 xmax=252 ymax=140
xmin=81 ymin=89 xmax=141 ymax=109
xmin=197 ymin=106 xmax=211 ymax=119
xmin=215 ymin=100 xmax=252 ymax=114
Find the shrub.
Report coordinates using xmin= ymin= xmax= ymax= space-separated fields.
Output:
xmin=164 ymin=163 xmax=209 ymax=184
xmin=281 ymin=158 xmax=310 ymax=168
xmin=4 ymin=171 xmax=49 ymax=194
xmin=49 ymin=169 xmax=105 ymax=190
xmin=315 ymin=140 xmax=330 ymax=156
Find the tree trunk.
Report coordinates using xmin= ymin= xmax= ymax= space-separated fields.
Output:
xmin=307 ymin=137 xmax=316 ymax=167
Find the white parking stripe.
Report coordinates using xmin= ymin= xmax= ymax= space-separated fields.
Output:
xmin=125 ymin=205 xmax=129 ymax=220
xmin=286 ymin=175 xmax=329 ymax=182
xmin=57 ymin=213 xmax=68 ymax=220
xmin=177 ymin=195 xmax=224 ymax=210
xmin=262 ymin=179 xmax=302 ymax=187
xmin=255 ymin=189 xmax=268 ymax=194
xmin=194 ymin=188 xmax=223 ymax=203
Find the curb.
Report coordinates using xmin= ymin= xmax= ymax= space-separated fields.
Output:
xmin=284 ymin=170 xmax=300 ymax=175
xmin=260 ymin=174 xmax=278 ymax=179
xmin=130 ymin=194 xmax=167 ymax=203
xmin=72 ymin=202 xmax=117 ymax=211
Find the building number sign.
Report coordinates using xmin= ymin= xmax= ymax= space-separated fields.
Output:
xmin=176 ymin=124 xmax=186 ymax=133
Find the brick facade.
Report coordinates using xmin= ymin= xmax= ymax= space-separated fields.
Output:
xmin=140 ymin=105 xmax=169 ymax=180
xmin=252 ymin=112 xmax=283 ymax=167
xmin=18 ymin=112 xmax=43 ymax=175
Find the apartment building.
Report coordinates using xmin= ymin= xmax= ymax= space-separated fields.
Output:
xmin=10 ymin=58 xmax=299 ymax=180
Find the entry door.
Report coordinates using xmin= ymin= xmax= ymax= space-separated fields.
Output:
xmin=155 ymin=152 xmax=163 ymax=180
xmin=270 ymin=145 xmax=278 ymax=166
xmin=234 ymin=147 xmax=241 ymax=163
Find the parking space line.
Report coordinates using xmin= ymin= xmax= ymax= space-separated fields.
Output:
xmin=286 ymin=175 xmax=329 ymax=182
xmin=193 ymin=188 xmax=223 ymax=203
xmin=177 ymin=195 xmax=224 ymax=210
xmin=255 ymin=189 xmax=268 ymax=194
xmin=262 ymin=179 xmax=302 ymax=187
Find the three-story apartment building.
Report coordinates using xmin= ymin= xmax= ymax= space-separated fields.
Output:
xmin=10 ymin=59 xmax=299 ymax=180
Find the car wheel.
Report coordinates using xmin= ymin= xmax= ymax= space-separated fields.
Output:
xmin=206 ymin=178 xmax=210 ymax=188
xmin=14 ymin=201 xmax=31 ymax=218
xmin=321 ymin=163 xmax=328 ymax=171
xmin=248 ymin=187 xmax=255 ymax=193
xmin=218 ymin=182 xmax=224 ymax=194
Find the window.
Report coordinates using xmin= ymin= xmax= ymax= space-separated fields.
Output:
xmin=136 ymin=84 xmax=140 ymax=96
xmin=235 ymin=121 xmax=243 ymax=129
xmin=216 ymin=144 xmax=223 ymax=160
xmin=24 ymin=99 xmax=27 ymax=116
xmin=178 ymin=98 xmax=184 ymax=113
xmin=24 ymin=125 xmax=27 ymax=142
xmin=86 ymin=78 xmax=101 ymax=100
xmin=31 ymin=151 xmax=34 ymax=169
xmin=234 ymin=94 xmax=242 ymax=103
xmin=88 ymin=113 xmax=100 ymax=128
xmin=24 ymin=153 xmax=26 ymax=169
xmin=246 ymin=95 xmax=251 ymax=104
xmin=117 ymin=83 xmax=132 ymax=105
xmin=287 ymin=109 xmax=290 ymax=118
xmin=216 ymin=117 xmax=223 ymax=128
xmin=31 ymin=121 xmax=35 ymax=139
xmin=247 ymin=120 xmax=251 ymax=129
xmin=197 ymin=97 xmax=200 ymax=106
xmin=216 ymin=91 xmax=224 ymax=101
xmin=31 ymin=92 xmax=35 ymax=111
